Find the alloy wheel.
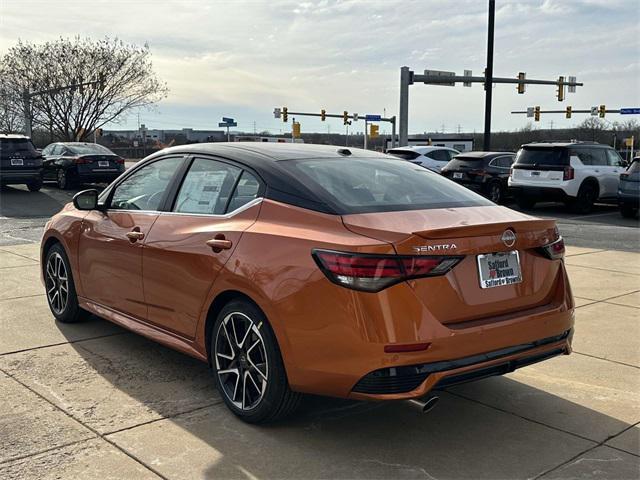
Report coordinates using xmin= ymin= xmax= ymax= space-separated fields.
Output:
xmin=57 ymin=170 xmax=66 ymax=189
xmin=489 ymin=183 xmax=501 ymax=203
xmin=45 ymin=252 xmax=69 ymax=315
xmin=214 ymin=311 xmax=268 ymax=411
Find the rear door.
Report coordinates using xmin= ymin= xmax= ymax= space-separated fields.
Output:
xmin=79 ymin=156 xmax=186 ymax=320
xmin=141 ymin=156 xmax=263 ymax=338
xmin=511 ymin=147 xmax=567 ymax=185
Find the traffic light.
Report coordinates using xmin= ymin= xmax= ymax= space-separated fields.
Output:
xmin=369 ymin=124 xmax=379 ymax=138
xmin=320 ymin=109 xmax=326 ymax=121
xmin=517 ymin=72 xmax=526 ymax=94
xmin=343 ymin=111 xmax=348 ymax=125
xmin=599 ymin=104 xmax=606 ymax=118
xmin=534 ymin=106 xmax=541 ymax=122
xmin=282 ymin=107 xmax=288 ymax=122
xmin=556 ymin=76 xmax=564 ymax=102
xmin=566 ymin=106 xmax=572 ymax=119
xmin=292 ymin=122 xmax=301 ymax=138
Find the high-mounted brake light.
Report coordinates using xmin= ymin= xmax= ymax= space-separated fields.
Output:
xmin=538 ymin=237 xmax=565 ymax=260
xmin=312 ymin=249 xmax=463 ymax=292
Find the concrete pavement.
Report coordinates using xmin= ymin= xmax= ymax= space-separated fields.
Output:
xmin=0 ymin=243 xmax=638 ymax=479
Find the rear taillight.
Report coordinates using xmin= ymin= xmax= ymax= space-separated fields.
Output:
xmin=312 ymin=249 xmax=462 ymax=292
xmin=620 ymin=173 xmax=629 ymax=180
xmin=73 ymin=157 xmax=91 ymax=165
xmin=563 ymin=166 xmax=574 ymax=181
xmin=115 ymin=157 xmax=125 ymax=165
xmin=538 ymin=237 xmax=565 ymax=260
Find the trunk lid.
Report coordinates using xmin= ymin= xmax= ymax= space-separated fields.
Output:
xmin=342 ymin=205 xmax=561 ymax=326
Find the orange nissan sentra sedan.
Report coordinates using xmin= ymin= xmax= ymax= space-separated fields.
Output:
xmin=41 ymin=143 xmax=574 ymax=423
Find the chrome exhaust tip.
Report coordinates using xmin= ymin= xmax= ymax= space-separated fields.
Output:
xmin=407 ymin=395 xmax=440 ymax=414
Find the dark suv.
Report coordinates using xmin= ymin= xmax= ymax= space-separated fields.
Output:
xmin=441 ymin=151 xmax=515 ymax=203
xmin=618 ymin=157 xmax=639 ymax=218
xmin=0 ymin=134 xmax=44 ymax=191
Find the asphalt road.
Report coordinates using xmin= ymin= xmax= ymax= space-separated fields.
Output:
xmin=0 ymin=175 xmax=638 ymax=250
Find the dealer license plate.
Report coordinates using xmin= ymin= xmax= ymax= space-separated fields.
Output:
xmin=453 ymin=172 xmax=463 ymax=179
xmin=477 ymin=251 xmax=522 ymax=289
xmin=98 ymin=161 xmax=110 ymax=167
xmin=10 ymin=158 xmax=23 ymax=166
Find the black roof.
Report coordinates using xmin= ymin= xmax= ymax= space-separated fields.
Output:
xmin=140 ymin=142 xmax=394 ymax=215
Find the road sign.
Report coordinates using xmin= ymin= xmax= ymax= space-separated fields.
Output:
xmin=621 ymin=108 xmax=640 ymax=115
xmin=222 ymin=117 xmax=235 ymax=123
xmin=463 ymin=70 xmax=472 ymax=87
xmin=424 ymin=69 xmax=455 ymax=86
xmin=568 ymin=76 xmax=577 ymax=93
xmin=365 ymin=114 xmax=381 ymax=121
xmin=526 ymin=107 xmax=534 ymax=118
xmin=352 ymin=113 xmax=359 ymax=122
xmin=273 ymin=108 xmax=281 ymax=118
xmin=219 ymin=122 xmax=237 ymax=127
xmin=590 ymin=106 xmax=598 ymax=116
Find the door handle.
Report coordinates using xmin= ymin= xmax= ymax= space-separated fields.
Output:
xmin=126 ymin=230 xmax=145 ymax=242
xmin=206 ymin=237 xmax=233 ymax=251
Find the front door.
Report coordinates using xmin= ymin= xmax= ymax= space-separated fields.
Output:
xmin=142 ymin=157 xmax=262 ymax=338
xmin=78 ymin=156 xmax=185 ymax=319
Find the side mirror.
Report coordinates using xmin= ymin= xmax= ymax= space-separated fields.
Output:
xmin=619 ymin=160 xmax=629 ymax=168
xmin=73 ymin=189 xmax=99 ymax=210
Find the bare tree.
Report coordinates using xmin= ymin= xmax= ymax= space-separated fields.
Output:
xmin=1 ymin=37 xmax=168 ymax=140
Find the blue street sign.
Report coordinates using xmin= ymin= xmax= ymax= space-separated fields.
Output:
xmin=620 ymin=108 xmax=640 ymax=115
xmin=222 ymin=117 xmax=235 ymax=123
xmin=365 ymin=114 xmax=381 ymax=121
xmin=219 ymin=122 xmax=237 ymax=127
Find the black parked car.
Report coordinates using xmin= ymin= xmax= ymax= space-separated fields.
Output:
xmin=0 ymin=134 xmax=43 ymax=191
xmin=441 ymin=151 xmax=515 ymax=203
xmin=42 ymin=142 xmax=125 ymax=189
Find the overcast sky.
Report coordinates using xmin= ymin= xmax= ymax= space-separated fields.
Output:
xmin=1 ymin=0 xmax=639 ymax=135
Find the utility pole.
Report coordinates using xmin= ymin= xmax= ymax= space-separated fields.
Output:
xmin=483 ymin=0 xmax=495 ymax=150
xmin=399 ymin=66 xmax=411 ymax=146
xmin=22 ymin=89 xmax=32 ymax=138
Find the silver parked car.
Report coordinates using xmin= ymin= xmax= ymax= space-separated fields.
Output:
xmin=618 ymin=156 xmax=639 ymax=218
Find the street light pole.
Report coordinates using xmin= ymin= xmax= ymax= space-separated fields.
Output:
xmin=483 ymin=0 xmax=495 ymax=151
xmin=399 ymin=66 xmax=411 ymax=146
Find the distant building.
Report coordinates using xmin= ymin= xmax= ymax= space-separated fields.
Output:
xmin=104 ymin=128 xmax=226 ymax=143
xmin=386 ymin=134 xmax=474 ymax=152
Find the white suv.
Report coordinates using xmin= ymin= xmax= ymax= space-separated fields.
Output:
xmin=387 ymin=146 xmax=460 ymax=172
xmin=508 ymin=142 xmax=628 ymax=213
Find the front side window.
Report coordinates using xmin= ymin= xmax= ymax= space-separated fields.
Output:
xmin=281 ymin=157 xmax=492 ymax=214
xmin=606 ymin=149 xmax=623 ymax=166
xmin=428 ymin=149 xmax=449 ymax=162
xmin=173 ymin=158 xmax=241 ymax=215
xmin=110 ymin=157 xmax=183 ymax=211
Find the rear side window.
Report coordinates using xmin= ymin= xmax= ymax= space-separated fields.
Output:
xmin=627 ymin=160 xmax=640 ymax=173
xmin=280 ymin=157 xmax=492 ymax=214
xmin=0 ymin=138 xmax=38 ymax=157
xmin=427 ymin=149 xmax=450 ymax=162
xmin=227 ymin=171 xmax=261 ymax=212
xmin=387 ymin=149 xmax=421 ymax=161
xmin=570 ymin=148 xmax=606 ymax=166
xmin=174 ymin=158 xmax=241 ymax=215
xmin=494 ymin=155 xmax=514 ymax=168
xmin=515 ymin=147 xmax=568 ymax=166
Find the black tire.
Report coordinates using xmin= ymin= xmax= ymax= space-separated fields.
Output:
xmin=43 ymin=243 xmax=88 ymax=323
xmin=571 ymin=182 xmax=598 ymax=214
xmin=211 ymin=299 xmax=302 ymax=424
xmin=27 ymin=179 xmax=43 ymax=192
xmin=620 ymin=204 xmax=638 ymax=219
xmin=57 ymin=169 xmax=74 ymax=190
xmin=487 ymin=181 xmax=503 ymax=204
xmin=515 ymin=194 xmax=536 ymax=210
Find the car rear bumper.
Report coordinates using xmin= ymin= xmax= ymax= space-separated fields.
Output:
xmin=509 ymin=185 xmax=571 ymax=201
xmin=0 ymin=169 xmax=43 ymax=184
xmin=618 ymin=193 xmax=639 ymax=207
xmin=350 ymin=329 xmax=572 ymax=399
xmin=76 ymin=171 xmax=122 ymax=183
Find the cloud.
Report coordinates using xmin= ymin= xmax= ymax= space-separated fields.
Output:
xmin=1 ymin=0 xmax=638 ymax=133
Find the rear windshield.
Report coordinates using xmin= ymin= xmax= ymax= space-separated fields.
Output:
xmin=0 ymin=138 xmax=39 ymax=157
xmin=387 ymin=149 xmax=421 ymax=161
xmin=68 ymin=143 xmax=113 ymax=155
xmin=280 ymin=157 xmax=492 ymax=214
xmin=627 ymin=159 xmax=640 ymax=173
xmin=515 ymin=147 xmax=568 ymax=166
xmin=445 ymin=156 xmax=484 ymax=169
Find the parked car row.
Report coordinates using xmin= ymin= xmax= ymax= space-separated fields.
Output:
xmin=0 ymin=134 xmax=125 ymax=191
xmin=388 ymin=142 xmax=638 ymax=218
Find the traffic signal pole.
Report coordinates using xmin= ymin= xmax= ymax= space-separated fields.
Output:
xmin=397 ymin=71 xmax=583 ymax=148
xmin=483 ymin=0 xmax=495 ymax=150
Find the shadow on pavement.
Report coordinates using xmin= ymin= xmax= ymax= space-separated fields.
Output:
xmin=0 ymin=184 xmax=106 ymax=219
